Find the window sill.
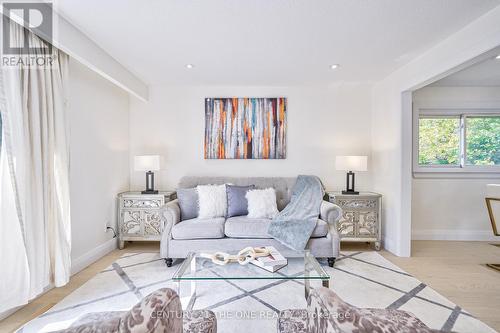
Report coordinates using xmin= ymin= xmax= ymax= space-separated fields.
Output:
xmin=413 ymin=170 xmax=500 ymax=179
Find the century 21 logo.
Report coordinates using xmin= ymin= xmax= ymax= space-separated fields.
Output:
xmin=2 ymin=2 xmax=53 ymax=54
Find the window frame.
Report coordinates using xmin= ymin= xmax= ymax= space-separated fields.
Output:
xmin=413 ymin=106 xmax=500 ymax=175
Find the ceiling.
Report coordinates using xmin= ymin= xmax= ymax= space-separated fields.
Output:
xmin=56 ymin=0 xmax=500 ymax=86
xmin=430 ymin=56 xmax=500 ymax=86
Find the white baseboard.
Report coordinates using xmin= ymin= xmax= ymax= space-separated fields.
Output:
xmin=71 ymin=238 xmax=117 ymax=275
xmin=412 ymin=229 xmax=500 ymax=241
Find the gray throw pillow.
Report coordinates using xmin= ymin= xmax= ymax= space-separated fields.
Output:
xmin=177 ymin=188 xmax=198 ymax=220
xmin=226 ymin=184 xmax=255 ymax=217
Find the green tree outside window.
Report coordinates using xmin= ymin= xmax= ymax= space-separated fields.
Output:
xmin=418 ymin=117 xmax=460 ymax=165
xmin=466 ymin=116 xmax=500 ymax=166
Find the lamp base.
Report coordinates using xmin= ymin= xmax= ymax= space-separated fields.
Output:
xmin=342 ymin=190 xmax=359 ymax=195
xmin=141 ymin=190 xmax=158 ymax=195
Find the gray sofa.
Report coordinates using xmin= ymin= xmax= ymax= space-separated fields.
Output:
xmin=160 ymin=176 xmax=342 ymax=267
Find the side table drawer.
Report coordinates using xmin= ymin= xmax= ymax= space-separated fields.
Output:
xmin=123 ymin=198 xmax=164 ymax=209
xmin=335 ymin=198 xmax=378 ymax=210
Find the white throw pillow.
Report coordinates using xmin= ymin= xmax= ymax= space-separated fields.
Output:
xmin=246 ymin=188 xmax=279 ymax=219
xmin=197 ymin=184 xmax=227 ymax=218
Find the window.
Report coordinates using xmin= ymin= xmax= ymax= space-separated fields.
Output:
xmin=418 ymin=116 xmax=460 ymax=166
xmin=414 ymin=110 xmax=500 ymax=173
xmin=465 ymin=116 xmax=500 ymax=166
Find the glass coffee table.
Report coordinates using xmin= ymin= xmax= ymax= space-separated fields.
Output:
xmin=172 ymin=250 xmax=330 ymax=310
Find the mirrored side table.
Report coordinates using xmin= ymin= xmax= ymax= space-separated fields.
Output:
xmin=327 ymin=191 xmax=382 ymax=250
xmin=117 ymin=191 xmax=176 ymax=249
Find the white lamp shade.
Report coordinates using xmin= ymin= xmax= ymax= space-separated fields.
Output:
xmin=134 ymin=155 xmax=161 ymax=171
xmin=335 ymin=156 xmax=368 ymax=172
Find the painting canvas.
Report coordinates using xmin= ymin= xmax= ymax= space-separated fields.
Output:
xmin=204 ymin=97 xmax=287 ymax=159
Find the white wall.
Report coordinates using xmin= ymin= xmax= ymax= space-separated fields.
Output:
xmin=68 ymin=59 xmax=130 ymax=272
xmin=372 ymin=5 xmax=500 ymax=256
xmin=129 ymin=84 xmax=373 ymax=192
xmin=412 ymin=86 xmax=500 ymax=240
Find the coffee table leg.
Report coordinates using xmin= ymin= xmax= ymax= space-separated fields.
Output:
xmin=304 ymin=278 xmax=310 ymax=300
xmin=186 ymin=256 xmax=197 ymax=311
xmin=174 ymin=280 xmax=180 ymax=295
xmin=304 ymin=259 xmax=311 ymax=300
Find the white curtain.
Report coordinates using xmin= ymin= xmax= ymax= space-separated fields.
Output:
xmin=0 ymin=19 xmax=71 ymax=313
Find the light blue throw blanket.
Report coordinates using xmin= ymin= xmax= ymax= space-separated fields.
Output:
xmin=267 ymin=175 xmax=324 ymax=251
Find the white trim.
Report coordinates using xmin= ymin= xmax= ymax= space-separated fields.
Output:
xmin=71 ymin=238 xmax=117 ymax=275
xmin=412 ymin=229 xmax=500 ymax=241
xmin=400 ymin=91 xmax=413 ymax=257
xmin=382 ymin=236 xmax=397 ymax=254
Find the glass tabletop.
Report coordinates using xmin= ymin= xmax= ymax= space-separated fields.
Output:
xmin=172 ymin=250 xmax=329 ymax=281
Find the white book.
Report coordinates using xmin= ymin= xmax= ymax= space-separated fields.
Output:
xmin=252 ymin=246 xmax=288 ymax=267
xmin=250 ymin=260 xmax=287 ymax=273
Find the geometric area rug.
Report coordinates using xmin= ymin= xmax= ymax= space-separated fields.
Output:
xmin=18 ymin=251 xmax=497 ymax=333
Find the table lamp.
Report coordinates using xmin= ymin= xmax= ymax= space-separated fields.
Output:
xmin=134 ymin=155 xmax=160 ymax=194
xmin=335 ymin=156 xmax=367 ymax=195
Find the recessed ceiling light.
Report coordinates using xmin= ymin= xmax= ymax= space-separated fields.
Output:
xmin=185 ymin=64 xmax=194 ymax=69
xmin=330 ymin=64 xmax=340 ymax=70
xmin=495 ymin=55 xmax=500 ymax=60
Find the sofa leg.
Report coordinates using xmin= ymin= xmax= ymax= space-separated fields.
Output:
xmin=328 ymin=257 xmax=335 ymax=267
xmin=164 ymin=258 xmax=173 ymax=267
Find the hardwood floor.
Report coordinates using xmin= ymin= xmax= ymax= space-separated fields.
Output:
xmin=382 ymin=241 xmax=500 ymax=331
xmin=1 ymin=240 xmax=499 ymax=332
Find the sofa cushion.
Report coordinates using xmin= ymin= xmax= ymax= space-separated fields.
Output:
xmin=226 ymin=184 xmax=255 ymax=217
xmin=171 ymin=218 xmax=225 ymax=240
xmin=177 ymin=188 xmax=199 ymax=220
xmin=225 ymin=216 xmax=272 ymax=238
xmin=224 ymin=217 xmax=328 ymax=238
xmin=246 ymin=188 xmax=279 ymax=218
xmin=197 ymin=184 xmax=227 ymax=218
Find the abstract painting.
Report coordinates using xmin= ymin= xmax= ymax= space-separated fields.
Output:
xmin=204 ymin=97 xmax=287 ymax=159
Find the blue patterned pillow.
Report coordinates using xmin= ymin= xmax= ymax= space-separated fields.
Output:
xmin=226 ymin=184 xmax=255 ymax=217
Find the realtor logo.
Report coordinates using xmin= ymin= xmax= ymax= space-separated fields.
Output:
xmin=2 ymin=1 xmax=53 ymax=55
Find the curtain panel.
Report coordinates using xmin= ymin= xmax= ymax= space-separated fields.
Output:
xmin=0 ymin=18 xmax=71 ymax=313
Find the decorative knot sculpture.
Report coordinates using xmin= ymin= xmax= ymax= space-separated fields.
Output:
xmin=200 ymin=247 xmax=271 ymax=266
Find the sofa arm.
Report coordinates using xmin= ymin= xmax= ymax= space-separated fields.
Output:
xmin=161 ymin=200 xmax=181 ymax=237
xmin=161 ymin=200 xmax=181 ymax=259
xmin=320 ymin=200 xmax=342 ymax=226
